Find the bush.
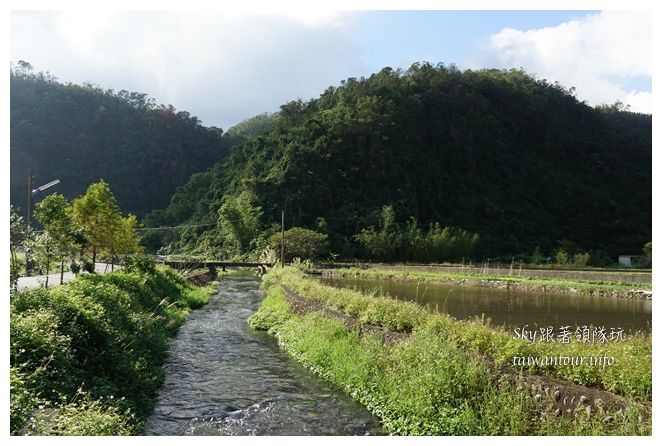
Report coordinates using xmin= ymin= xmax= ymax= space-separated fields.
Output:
xmin=268 ymin=227 xmax=329 ymax=262
xmin=571 ymin=252 xmax=590 ymax=267
xmin=26 ymin=393 xmax=136 ymax=436
xmin=9 ymin=266 xmax=212 ymax=435
xmin=122 ymin=253 xmax=156 ymax=274
xmin=555 ymin=249 xmax=569 ymax=265
xmin=354 ymin=207 xmax=479 ymax=262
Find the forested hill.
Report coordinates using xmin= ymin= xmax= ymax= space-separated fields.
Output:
xmin=148 ymin=63 xmax=651 ymax=259
xmin=10 ymin=68 xmax=238 ymax=218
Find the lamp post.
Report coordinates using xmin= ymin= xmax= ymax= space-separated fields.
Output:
xmin=25 ymin=170 xmax=60 ymax=276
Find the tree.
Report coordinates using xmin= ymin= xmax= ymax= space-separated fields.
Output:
xmin=10 ymin=206 xmax=30 ymax=289
xmin=25 ymin=232 xmax=56 ymax=287
xmin=555 ymin=249 xmax=569 ymax=265
xmin=71 ymin=180 xmax=142 ymax=266
xmin=268 ymin=227 xmax=329 ymax=262
xmin=531 ymin=246 xmax=544 ymax=264
xmin=105 ymin=214 xmax=143 ymax=269
xmin=354 ymin=205 xmax=399 ymax=261
xmin=215 ymin=191 xmax=263 ymax=259
xmin=33 ymin=193 xmax=79 ymax=284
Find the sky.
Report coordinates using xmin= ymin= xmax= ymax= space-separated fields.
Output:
xmin=10 ymin=9 xmax=652 ymax=130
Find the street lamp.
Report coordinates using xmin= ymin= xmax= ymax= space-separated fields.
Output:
xmin=25 ymin=170 xmax=61 ymax=276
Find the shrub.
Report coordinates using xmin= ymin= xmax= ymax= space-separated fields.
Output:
xmin=571 ymin=252 xmax=590 ymax=267
xmin=122 ymin=253 xmax=156 ymax=275
xmin=10 ymin=266 xmax=212 ymax=435
xmin=26 ymin=393 xmax=136 ymax=436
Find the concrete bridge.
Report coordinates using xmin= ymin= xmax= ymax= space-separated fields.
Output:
xmin=155 ymin=256 xmax=273 ymax=274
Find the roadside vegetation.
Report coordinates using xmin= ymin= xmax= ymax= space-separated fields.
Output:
xmin=249 ymin=267 xmax=651 ymax=435
xmin=10 ymin=180 xmax=142 ymax=289
xmin=10 ymin=256 xmax=214 ymax=435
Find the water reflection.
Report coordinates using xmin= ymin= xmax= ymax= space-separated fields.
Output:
xmin=320 ymin=276 xmax=651 ymax=333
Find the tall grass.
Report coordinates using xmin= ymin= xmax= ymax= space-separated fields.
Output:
xmin=260 ymin=268 xmax=651 ymax=400
xmin=250 ymin=272 xmax=650 ymax=435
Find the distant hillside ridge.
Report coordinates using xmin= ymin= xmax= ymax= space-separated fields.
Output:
xmin=10 ymin=66 xmax=242 ymax=218
xmin=115 ymin=63 xmax=656 ymax=258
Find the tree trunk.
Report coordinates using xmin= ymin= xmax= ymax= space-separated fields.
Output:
xmin=45 ymin=257 xmax=50 ymax=288
xmin=60 ymin=259 xmax=65 ymax=284
xmin=10 ymin=248 xmax=20 ymax=289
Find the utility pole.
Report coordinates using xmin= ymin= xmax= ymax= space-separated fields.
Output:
xmin=281 ymin=209 xmax=285 ymax=268
xmin=25 ymin=170 xmax=33 ymax=276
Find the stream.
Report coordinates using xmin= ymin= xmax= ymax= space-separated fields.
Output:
xmin=144 ymin=274 xmax=381 ymax=436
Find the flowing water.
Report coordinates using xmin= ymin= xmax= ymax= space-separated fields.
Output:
xmin=144 ymin=274 xmax=381 ymax=436
xmin=320 ymin=276 xmax=652 ymax=333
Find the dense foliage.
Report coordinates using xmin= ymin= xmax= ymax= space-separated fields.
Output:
xmin=354 ymin=205 xmax=479 ymax=262
xmin=11 ymin=181 xmax=143 ymax=288
xmin=10 ymin=264 xmax=211 ymax=435
xmin=267 ymin=227 xmax=330 ymax=262
xmin=224 ymin=112 xmax=277 ymax=139
xmin=10 ymin=65 xmax=236 ymax=218
xmin=148 ymin=63 xmax=651 ymax=260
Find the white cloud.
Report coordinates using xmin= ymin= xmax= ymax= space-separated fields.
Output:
xmin=10 ymin=10 xmax=363 ymax=129
xmin=471 ymin=11 xmax=652 ymax=113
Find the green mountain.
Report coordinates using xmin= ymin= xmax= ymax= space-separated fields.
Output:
xmin=148 ymin=63 xmax=651 ymax=260
xmin=10 ymin=68 xmax=238 ymax=219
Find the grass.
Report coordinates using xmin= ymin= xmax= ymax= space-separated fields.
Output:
xmin=249 ymin=267 xmax=651 ymax=435
xmin=324 ymin=267 xmax=652 ymax=294
xmin=10 ymin=264 xmax=215 ymax=435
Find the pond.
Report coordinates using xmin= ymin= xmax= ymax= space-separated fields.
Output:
xmin=319 ymin=276 xmax=652 ymax=333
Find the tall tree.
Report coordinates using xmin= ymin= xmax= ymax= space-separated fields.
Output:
xmin=33 ymin=193 xmax=79 ymax=284
xmin=105 ymin=214 xmax=143 ymax=270
xmin=72 ymin=180 xmax=124 ymax=264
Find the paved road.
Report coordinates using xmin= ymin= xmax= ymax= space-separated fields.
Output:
xmin=16 ymin=263 xmax=116 ymax=291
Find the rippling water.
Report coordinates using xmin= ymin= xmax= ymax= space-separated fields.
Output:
xmin=144 ymin=274 xmax=381 ymax=436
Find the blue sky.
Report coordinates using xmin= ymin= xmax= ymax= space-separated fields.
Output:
xmin=10 ymin=10 xmax=652 ymax=128
xmin=350 ymin=10 xmax=593 ymax=70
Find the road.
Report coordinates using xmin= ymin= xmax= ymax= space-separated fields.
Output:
xmin=16 ymin=263 xmax=116 ymax=291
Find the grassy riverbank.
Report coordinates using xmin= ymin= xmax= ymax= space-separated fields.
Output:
xmin=10 ymin=262 xmax=215 ymax=435
xmin=318 ymin=267 xmax=652 ymax=297
xmin=249 ymin=267 xmax=651 ymax=435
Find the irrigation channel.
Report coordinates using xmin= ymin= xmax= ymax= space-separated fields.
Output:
xmin=320 ymin=276 xmax=652 ymax=333
xmin=144 ymin=274 xmax=381 ymax=436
